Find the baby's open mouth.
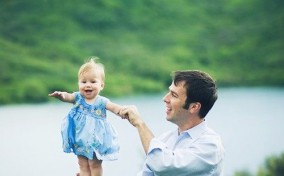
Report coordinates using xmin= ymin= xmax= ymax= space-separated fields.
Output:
xmin=85 ymin=90 xmax=93 ymax=93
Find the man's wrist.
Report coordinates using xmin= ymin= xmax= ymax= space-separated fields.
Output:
xmin=135 ymin=119 xmax=146 ymax=128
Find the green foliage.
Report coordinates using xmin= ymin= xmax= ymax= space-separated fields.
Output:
xmin=234 ymin=170 xmax=253 ymax=176
xmin=0 ymin=0 xmax=283 ymax=104
xmin=257 ymin=153 xmax=284 ymax=176
xmin=234 ymin=152 xmax=284 ymax=176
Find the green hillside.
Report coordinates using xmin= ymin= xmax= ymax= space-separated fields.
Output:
xmin=0 ymin=0 xmax=283 ymax=104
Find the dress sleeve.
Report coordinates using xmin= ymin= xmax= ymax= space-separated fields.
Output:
xmin=100 ymin=95 xmax=110 ymax=103
xmin=144 ymin=137 xmax=223 ymax=176
xmin=74 ymin=92 xmax=81 ymax=103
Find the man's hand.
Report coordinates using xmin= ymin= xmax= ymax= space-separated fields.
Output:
xmin=119 ymin=105 xmax=144 ymax=127
xmin=119 ymin=105 xmax=154 ymax=153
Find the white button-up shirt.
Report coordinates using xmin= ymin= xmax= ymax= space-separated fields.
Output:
xmin=138 ymin=121 xmax=225 ymax=176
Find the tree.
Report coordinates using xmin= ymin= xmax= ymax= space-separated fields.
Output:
xmin=257 ymin=152 xmax=284 ymax=176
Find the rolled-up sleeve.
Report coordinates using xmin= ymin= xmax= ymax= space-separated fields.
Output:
xmin=144 ymin=136 xmax=223 ymax=176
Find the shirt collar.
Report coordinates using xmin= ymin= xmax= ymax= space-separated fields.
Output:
xmin=181 ymin=120 xmax=208 ymax=140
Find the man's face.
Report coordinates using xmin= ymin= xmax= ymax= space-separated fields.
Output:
xmin=163 ymin=81 xmax=189 ymax=125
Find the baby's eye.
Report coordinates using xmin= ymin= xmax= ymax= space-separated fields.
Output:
xmin=91 ymin=81 xmax=97 ymax=83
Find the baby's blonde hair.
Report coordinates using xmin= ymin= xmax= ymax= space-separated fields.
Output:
xmin=78 ymin=57 xmax=105 ymax=81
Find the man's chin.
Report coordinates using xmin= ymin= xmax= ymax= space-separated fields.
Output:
xmin=166 ymin=116 xmax=172 ymax=122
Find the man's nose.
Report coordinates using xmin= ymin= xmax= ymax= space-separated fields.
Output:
xmin=163 ymin=92 xmax=170 ymax=103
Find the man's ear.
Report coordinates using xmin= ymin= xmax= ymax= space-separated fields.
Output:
xmin=189 ymin=102 xmax=201 ymax=114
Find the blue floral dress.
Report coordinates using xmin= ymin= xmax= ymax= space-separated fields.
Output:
xmin=61 ymin=92 xmax=119 ymax=161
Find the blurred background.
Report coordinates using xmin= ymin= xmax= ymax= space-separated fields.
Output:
xmin=0 ymin=0 xmax=283 ymax=104
xmin=0 ymin=0 xmax=283 ymax=176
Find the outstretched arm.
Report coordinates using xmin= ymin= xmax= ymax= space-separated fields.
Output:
xmin=119 ymin=105 xmax=154 ymax=153
xmin=106 ymin=101 xmax=126 ymax=118
xmin=48 ymin=91 xmax=75 ymax=103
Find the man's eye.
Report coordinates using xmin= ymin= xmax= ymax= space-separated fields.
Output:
xmin=171 ymin=93 xmax=177 ymax=98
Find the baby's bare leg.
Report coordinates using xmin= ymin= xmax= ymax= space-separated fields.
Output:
xmin=88 ymin=154 xmax=102 ymax=176
xmin=77 ymin=155 xmax=91 ymax=176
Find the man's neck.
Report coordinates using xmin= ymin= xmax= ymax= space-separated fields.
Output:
xmin=178 ymin=118 xmax=205 ymax=134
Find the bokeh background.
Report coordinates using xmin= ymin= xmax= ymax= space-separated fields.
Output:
xmin=0 ymin=0 xmax=284 ymax=176
xmin=0 ymin=0 xmax=283 ymax=104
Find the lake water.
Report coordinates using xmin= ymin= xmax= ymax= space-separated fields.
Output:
xmin=0 ymin=87 xmax=284 ymax=176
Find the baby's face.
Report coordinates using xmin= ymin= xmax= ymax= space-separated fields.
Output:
xmin=78 ymin=70 xmax=104 ymax=102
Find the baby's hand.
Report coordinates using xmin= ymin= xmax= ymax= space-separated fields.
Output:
xmin=118 ymin=107 xmax=129 ymax=120
xmin=48 ymin=91 xmax=66 ymax=101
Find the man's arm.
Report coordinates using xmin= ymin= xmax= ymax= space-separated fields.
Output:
xmin=120 ymin=105 xmax=154 ymax=153
xmin=135 ymin=120 xmax=154 ymax=153
xmin=145 ymin=134 xmax=224 ymax=175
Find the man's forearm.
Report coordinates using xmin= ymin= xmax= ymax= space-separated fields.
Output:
xmin=136 ymin=122 xmax=154 ymax=153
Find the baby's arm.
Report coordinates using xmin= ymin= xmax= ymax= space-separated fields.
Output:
xmin=106 ymin=101 xmax=124 ymax=118
xmin=48 ymin=91 xmax=75 ymax=103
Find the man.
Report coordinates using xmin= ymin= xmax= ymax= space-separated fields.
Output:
xmin=120 ymin=70 xmax=225 ymax=176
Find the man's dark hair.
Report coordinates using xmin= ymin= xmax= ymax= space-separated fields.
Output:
xmin=172 ymin=70 xmax=218 ymax=118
